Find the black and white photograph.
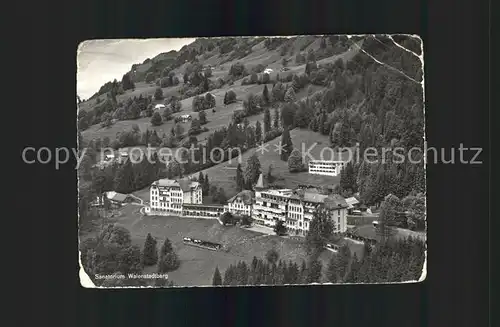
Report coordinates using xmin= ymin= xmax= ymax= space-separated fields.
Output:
xmin=76 ymin=35 xmax=427 ymax=288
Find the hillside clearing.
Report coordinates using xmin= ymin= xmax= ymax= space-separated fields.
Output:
xmin=191 ymin=128 xmax=351 ymax=199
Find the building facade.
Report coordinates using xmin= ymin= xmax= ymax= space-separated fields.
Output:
xmin=252 ymin=189 xmax=293 ymax=227
xmin=251 ymin=176 xmax=349 ymax=235
xmin=148 ymin=178 xmax=202 ymax=215
xmin=182 ymin=204 xmax=225 ymax=218
xmin=308 ymin=160 xmax=347 ymax=176
xmin=224 ymin=190 xmax=254 ymax=217
xmin=145 ymin=175 xmax=348 ymax=233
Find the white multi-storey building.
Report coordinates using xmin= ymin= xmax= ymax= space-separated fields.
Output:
xmin=308 ymin=160 xmax=347 ymax=176
xmin=253 ymin=188 xmax=294 ymax=227
xmin=251 ymin=174 xmax=348 ymax=235
xmin=147 ymin=178 xmax=202 ymax=215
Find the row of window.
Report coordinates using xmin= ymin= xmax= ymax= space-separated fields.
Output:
xmin=183 ymin=211 xmax=219 ymax=217
xmin=289 ymin=205 xmax=302 ymax=213
xmin=230 ymin=203 xmax=249 ymax=210
xmin=309 ymin=169 xmax=338 ymax=174
xmin=152 ymin=202 xmax=182 ymax=209
xmin=288 ymin=212 xmax=302 ymax=220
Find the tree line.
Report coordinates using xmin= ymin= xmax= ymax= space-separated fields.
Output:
xmin=80 ymin=226 xmax=179 ymax=287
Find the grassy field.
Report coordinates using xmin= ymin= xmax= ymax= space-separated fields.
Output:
xmin=192 ymin=128 xmax=351 ymax=199
xmin=80 ymin=200 xmax=366 ymax=286
xmin=111 ymin=210 xmax=335 ymax=286
xmin=100 ymin=205 xmax=368 ymax=286
xmin=354 ymin=224 xmax=427 ymax=242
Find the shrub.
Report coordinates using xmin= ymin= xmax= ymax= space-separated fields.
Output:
xmin=157 ymin=252 xmax=180 ymax=273
xmin=252 ymin=64 xmax=265 ymax=74
xmin=204 ymin=67 xmax=213 ymax=78
xmin=288 ymin=149 xmax=306 ymax=172
xmin=154 ymin=87 xmax=163 ymax=100
xmin=150 ymin=112 xmax=163 ymax=126
xmin=295 ymin=53 xmax=306 ymax=64
xmin=229 ymin=62 xmax=246 ymax=77
xmin=145 ymin=72 xmax=155 ymax=83
xmin=224 ymin=90 xmax=237 ymax=105
xmin=250 ymin=73 xmax=258 ymax=84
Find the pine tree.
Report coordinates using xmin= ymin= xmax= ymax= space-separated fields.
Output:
xmin=167 ymin=158 xmax=181 ymax=178
xmin=273 ymin=107 xmax=280 ymax=129
xmin=244 ymin=154 xmax=261 ymax=187
xmin=319 ymin=111 xmax=327 ymax=135
xmin=307 ymin=258 xmax=323 ymax=283
xmin=223 ymin=265 xmax=234 ymax=285
xmin=294 ymin=101 xmax=312 ymax=128
xmin=363 ymin=242 xmax=372 ymax=258
xmin=142 ymin=233 xmax=158 ymax=266
xmin=266 ymin=164 xmax=273 ymax=183
xmin=305 ymin=208 xmax=334 ymax=255
xmin=379 ymin=194 xmax=402 ymax=225
xmin=159 ymin=238 xmax=173 ymax=260
xmin=291 ymin=74 xmax=301 ymax=92
xmin=157 ymin=252 xmax=180 ymax=273
xmin=287 ymin=149 xmax=304 ymax=172
xmin=280 ymin=127 xmax=294 ymax=161
xmin=121 ymin=73 xmax=135 ymax=91
xmin=203 ymin=77 xmax=209 ymax=92
xmin=337 ymin=244 xmax=351 ymax=282
xmin=236 ymin=163 xmax=244 ymax=191
xmin=255 ymin=121 xmax=263 ymax=144
xmin=113 ymin=160 xmax=133 ymax=193
xmin=212 ymin=266 xmax=222 ymax=285
xmin=326 ymin=255 xmax=339 ymax=283
xmin=198 ymin=171 xmax=205 ymax=185
xmin=199 ymin=110 xmax=207 ymax=125
xmin=320 ymin=37 xmax=327 ymax=49
xmin=345 ymin=253 xmax=361 ymax=283
xmin=281 ymin=103 xmax=296 ymax=128
xmin=150 ymin=112 xmax=163 ymax=126
xmin=284 ymin=87 xmax=296 ymax=103
xmin=299 ymin=260 xmax=307 ymax=284
xmin=340 ymin=162 xmax=357 ymax=193
xmin=203 ymin=175 xmax=210 ymax=195
xmin=263 ymin=108 xmax=271 ymax=134
xmin=262 ymin=84 xmax=270 ymax=105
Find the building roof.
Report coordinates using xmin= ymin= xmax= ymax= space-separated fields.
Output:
xmin=227 ymin=190 xmax=255 ymax=205
xmin=178 ymin=179 xmax=200 ymax=192
xmin=154 ymin=178 xmax=199 ymax=192
xmin=156 ymin=179 xmax=179 ymax=187
xmin=302 ymin=192 xmax=329 ymax=204
xmin=324 ymin=194 xmax=349 ymax=209
xmin=106 ymin=191 xmax=129 ymax=202
xmin=345 ymin=197 xmax=360 ymax=209
xmin=254 ymin=173 xmax=269 ymax=190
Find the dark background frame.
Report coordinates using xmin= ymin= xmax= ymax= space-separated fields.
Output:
xmin=13 ymin=0 xmax=490 ymax=326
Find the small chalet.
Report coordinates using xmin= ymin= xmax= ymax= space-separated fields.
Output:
xmin=345 ymin=197 xmax=360 ymax=214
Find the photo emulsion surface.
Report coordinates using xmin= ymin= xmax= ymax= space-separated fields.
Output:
xmin=77 ymin=35 xmax=426 ymax=288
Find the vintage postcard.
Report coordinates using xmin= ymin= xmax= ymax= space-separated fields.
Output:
xmin=77 ymin=35 xmax=426 ymax=288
